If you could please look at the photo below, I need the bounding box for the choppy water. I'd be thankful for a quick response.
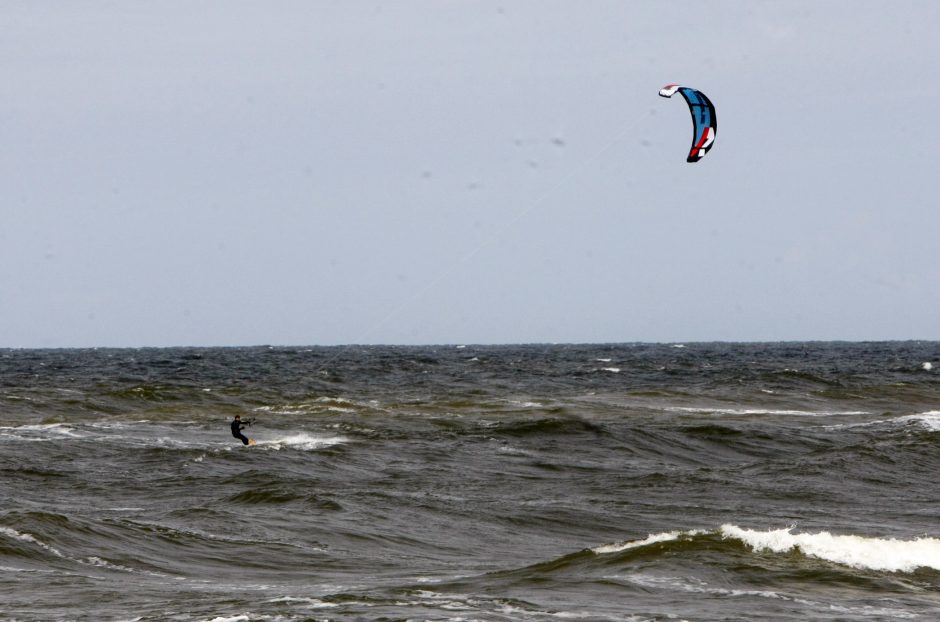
[2,342,940,621]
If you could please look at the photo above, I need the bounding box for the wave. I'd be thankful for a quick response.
[0,422,83,442]
[826,411,940,433]
[224,484,342,510]
[592,530,704,554]
[0,524,163,576]
[757,368,843,388]
[720,525,940,573]
[226,488,308,505]
[0,525,67,559]
[616,572,917,619]
[896,411,940,432]
[254,396,385,416]
[665,406,870,417]
[591,526,940,574]
[0,420,347,453]
[253,433,347,451]
[487,416,606,438]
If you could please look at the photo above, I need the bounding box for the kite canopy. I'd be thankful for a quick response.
[659,84,717,162]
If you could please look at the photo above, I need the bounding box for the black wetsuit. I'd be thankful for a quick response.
[231,419,250,445]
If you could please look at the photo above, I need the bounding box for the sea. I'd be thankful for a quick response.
[2,342,939,622]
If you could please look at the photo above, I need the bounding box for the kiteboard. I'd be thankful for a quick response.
[248,438,257,446]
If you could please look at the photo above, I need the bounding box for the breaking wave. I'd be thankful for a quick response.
[589,526,940,574]
[720,524,940,572]
[253,433,347,451]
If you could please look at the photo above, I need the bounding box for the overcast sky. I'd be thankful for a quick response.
[2,1,938,347]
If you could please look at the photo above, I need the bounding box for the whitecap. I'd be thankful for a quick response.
[507,400,544,408]
[666,406,868,417]
[895,411,940,431]
[833,411,940,432]
[254,433,347,451]
[255,396,382,416]
[82,556,138,573]
[0,423,82,441]
[721,524,940,572]
[0,565,29,572]
[0,526,66,558]
[592,530,702,554]
[268,596,337,608]
[497,444,534,456]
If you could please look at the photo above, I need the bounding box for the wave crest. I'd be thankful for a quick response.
[721,524,940,572]
[590,526,940,574]
[254,433,347,451]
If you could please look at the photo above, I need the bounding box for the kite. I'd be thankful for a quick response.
[659,84,717,162]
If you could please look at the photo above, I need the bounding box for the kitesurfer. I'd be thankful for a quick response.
[230,415,252,445]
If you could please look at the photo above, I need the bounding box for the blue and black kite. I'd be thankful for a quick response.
[659,84,717,162]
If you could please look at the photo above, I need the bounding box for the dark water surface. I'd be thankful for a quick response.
[2,342,940,621]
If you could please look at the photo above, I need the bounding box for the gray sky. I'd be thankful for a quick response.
[3,1,938,347]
